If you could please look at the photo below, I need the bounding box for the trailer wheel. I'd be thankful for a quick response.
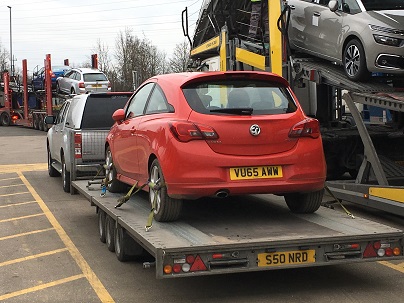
[61,156,71,193]
[284,189,324,214]
[0,113,11,126]
[149,159,182,222]
[98,209,106,243]
[47,147,60,177]
[105,147,126,193]
[105,215,115,252]
[33,114,39,130]
[38,115,44,131]
[114,224,144,261]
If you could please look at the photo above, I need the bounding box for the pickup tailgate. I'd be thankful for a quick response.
[80,130,110,162]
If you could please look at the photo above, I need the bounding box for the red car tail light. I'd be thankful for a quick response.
[169,121,218,142]
[74,133,82,159]
[289,118,320,139]
[79,82,85,88]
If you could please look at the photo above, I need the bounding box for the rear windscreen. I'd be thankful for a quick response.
[81,94,130,129]
[83,73,108,82]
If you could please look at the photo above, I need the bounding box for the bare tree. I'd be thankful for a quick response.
[169,40,190,73]
[0,41,9,72]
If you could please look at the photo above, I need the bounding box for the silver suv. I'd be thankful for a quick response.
[45,92,132,193]
[56,68,111,94]
[288,0,404,81]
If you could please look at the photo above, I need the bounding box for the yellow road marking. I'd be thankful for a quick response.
[0,200,36,208]
[0,274,85,301]
[0,248,68,267]
[0,163,47,173]
[18,172,115,303]
[379,261,404,273]
[0,228,55,241]
[0,191,30,197]
[0,183,25,189]
[0,213,44,223]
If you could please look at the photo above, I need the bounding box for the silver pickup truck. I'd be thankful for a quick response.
[45,92,132,193]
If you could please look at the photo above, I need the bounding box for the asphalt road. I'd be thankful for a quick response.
[0,126,404,303]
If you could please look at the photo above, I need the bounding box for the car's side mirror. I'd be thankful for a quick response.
[44,115,56,125]
[112,109,125,124]
[328,0,338,12]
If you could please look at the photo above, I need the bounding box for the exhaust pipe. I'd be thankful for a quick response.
[215,190,229,198]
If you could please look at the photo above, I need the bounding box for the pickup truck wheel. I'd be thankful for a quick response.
[0,113,11,126]
[62,157,71,193]
[47,148,60,177]
[149,159,182,222]
[284,189,324,214]
[105,147,126,193]
[98,209,106,243]
[343,39,369,81]
[105,215,115,252]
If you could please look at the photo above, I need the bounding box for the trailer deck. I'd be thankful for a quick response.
[73,180,404,279]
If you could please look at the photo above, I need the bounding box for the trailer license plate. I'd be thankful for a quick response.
[257,250,315,267]
[230,166,282,180]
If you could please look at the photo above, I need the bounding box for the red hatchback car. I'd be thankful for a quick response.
[105,71,326,222]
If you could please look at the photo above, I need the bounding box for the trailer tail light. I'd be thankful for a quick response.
[169,121,218,142]
[79,82,85,89]
[363,241,402,258]
[163,254,207,275]
[289,118,320,139]
[74,133,82,159]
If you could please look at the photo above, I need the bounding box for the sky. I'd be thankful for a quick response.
[0,0,204,74]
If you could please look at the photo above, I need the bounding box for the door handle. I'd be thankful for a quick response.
[313,12,321,17]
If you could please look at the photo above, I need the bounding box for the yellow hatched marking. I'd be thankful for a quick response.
[18,172,115,303]
[0,213,44,223]
[0,191,30,197]
[0,274,85,301]
[370,187,404,203]
[0,200,36,208]
[0,183,25,189]
[0,248,68,267]
[0,163,47,173]
[0,227,55,241]
[378,261,404,273]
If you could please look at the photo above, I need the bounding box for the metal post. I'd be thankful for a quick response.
[7,6,13,77]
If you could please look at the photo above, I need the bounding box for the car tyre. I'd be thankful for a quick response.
[343,39,369,82]
[56,82,62,94]
[149,159,182,222]
[105,147,126,193]
[105,215,115,252]
[47,147,60,177]
[98,209,106,243]
[61,156,71,193]
[0,113,11,126]
[284,189,324,214]
[71,88,76,95]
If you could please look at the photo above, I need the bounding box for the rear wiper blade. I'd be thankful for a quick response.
[210,107,253,115]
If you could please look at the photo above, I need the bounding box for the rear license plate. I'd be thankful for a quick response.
[229,166,283,180]
[257,250,316,267]
[92,84,102,88]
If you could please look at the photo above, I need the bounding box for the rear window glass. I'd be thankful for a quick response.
[83,73,108,82]
[81,94,130,129]
[182,80,297,115]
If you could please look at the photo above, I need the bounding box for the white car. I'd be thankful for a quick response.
[56,68,111,94]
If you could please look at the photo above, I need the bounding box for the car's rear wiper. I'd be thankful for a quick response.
[210,108,253,115]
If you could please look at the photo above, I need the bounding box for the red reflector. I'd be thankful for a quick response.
[190,255,207,272]
[79,82,85,88]
[350,243,360,249]
[364,243,378,258]
[186,255,195,264]
[373,241,381,250]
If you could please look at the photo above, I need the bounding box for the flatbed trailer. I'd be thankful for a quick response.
[73,180,404,279]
